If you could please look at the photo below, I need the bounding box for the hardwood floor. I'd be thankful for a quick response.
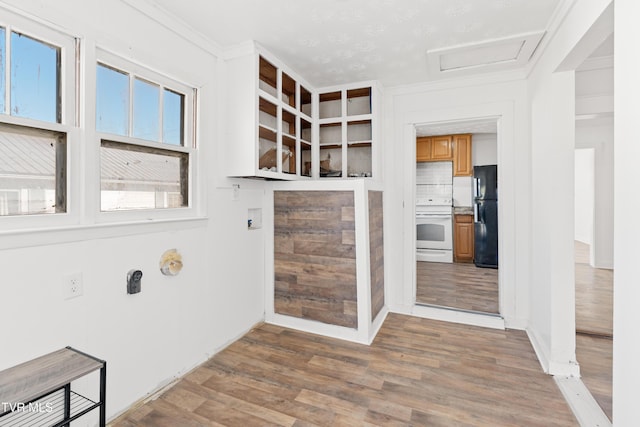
[576,334,612,421]
[416,261,499,314]
[111,314,577,427]
[573,241,613,421]
[574,241,613,337]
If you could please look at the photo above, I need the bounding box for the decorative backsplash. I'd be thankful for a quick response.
[416,161,453,198]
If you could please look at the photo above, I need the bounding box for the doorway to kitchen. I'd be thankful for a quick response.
[414,118,500,316]
[573,32,614,420]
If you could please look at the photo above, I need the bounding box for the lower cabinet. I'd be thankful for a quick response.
[454,214,474,263]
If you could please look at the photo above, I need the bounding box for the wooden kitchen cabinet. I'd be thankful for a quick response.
[431,135,453,160]
[416,137,432,161]
[416,135,454,162]
[453,134,473,176]
[416,133,473,177]
[454,214,474,263]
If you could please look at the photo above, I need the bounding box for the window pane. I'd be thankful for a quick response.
[101,141,187,211]
[10,32,60,123]
[163,88,183,145]
[0,122,66,215]
[96,64,129,136]
[133,78,159,141]
[0,28,5,114]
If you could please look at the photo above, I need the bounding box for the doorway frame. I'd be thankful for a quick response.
[400,101,519,330]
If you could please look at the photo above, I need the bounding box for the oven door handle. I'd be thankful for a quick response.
[416,214,452,219]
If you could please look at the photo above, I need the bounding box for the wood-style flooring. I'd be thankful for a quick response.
[573,241,613,421]
[576,334,612,420]
[416,261,499,314]
[111,314,577,427]
[574,241,613,337]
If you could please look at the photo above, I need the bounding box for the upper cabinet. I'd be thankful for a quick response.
[226,46,315,180]
[416,137,432,161]
[416,133,473,177]
[430,135,453,160]
[318,84,379,178]
[452,134,472,176]
[226,43,380,180]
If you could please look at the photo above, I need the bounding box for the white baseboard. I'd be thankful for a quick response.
[410,304,506,330]
[554,376,611,426]
[526,328,580,376]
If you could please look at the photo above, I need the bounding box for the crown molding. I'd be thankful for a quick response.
[119,0,222,58]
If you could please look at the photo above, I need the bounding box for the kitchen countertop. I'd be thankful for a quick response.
[453,206,474,215]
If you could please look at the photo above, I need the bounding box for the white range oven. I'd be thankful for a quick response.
[416,197,453,263]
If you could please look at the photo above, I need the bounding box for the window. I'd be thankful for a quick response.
[0,123,66,215]
[100,141,187,211]
[0,18,74,218]
[95,53,194,212]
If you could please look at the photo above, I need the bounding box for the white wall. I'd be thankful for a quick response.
[526,0,612,375]
[575,67,614,116]
[385,76,530,329]
[574,148,594,245]
[0,0,266,421]
[575,123,614,268]
[613,1,640,424]
[472,133,498,166]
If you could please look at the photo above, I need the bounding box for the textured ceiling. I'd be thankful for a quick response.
[146,0,562,87]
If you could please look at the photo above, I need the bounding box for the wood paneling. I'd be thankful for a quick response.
[274,191,357,328]
[112,314,578,427]
[416,261,499,314]
[368,191,384,320]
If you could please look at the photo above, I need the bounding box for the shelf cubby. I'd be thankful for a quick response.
[319,91,342,119]
[346,87,372,116]
[259,56,277,98]
[301,85,312,117]
[282,72,297,109]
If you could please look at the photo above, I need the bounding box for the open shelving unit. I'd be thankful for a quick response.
[318,86,375,178]
[255,54,315,179]
[225,43,379,180]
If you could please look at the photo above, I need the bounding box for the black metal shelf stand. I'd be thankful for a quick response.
[0,347,106,427]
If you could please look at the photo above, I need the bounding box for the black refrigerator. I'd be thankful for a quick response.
[473,165,498,268]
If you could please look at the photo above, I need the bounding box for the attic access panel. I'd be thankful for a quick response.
[426,31,545,78]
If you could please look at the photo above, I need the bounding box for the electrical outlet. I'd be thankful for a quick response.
[63,272,83,300]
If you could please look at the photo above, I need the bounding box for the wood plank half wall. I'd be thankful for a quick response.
[368,190,384,321]
[274,191,357,328]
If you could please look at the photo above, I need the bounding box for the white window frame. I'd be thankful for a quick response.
[93,48,198,222]
[0,7,78,231]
